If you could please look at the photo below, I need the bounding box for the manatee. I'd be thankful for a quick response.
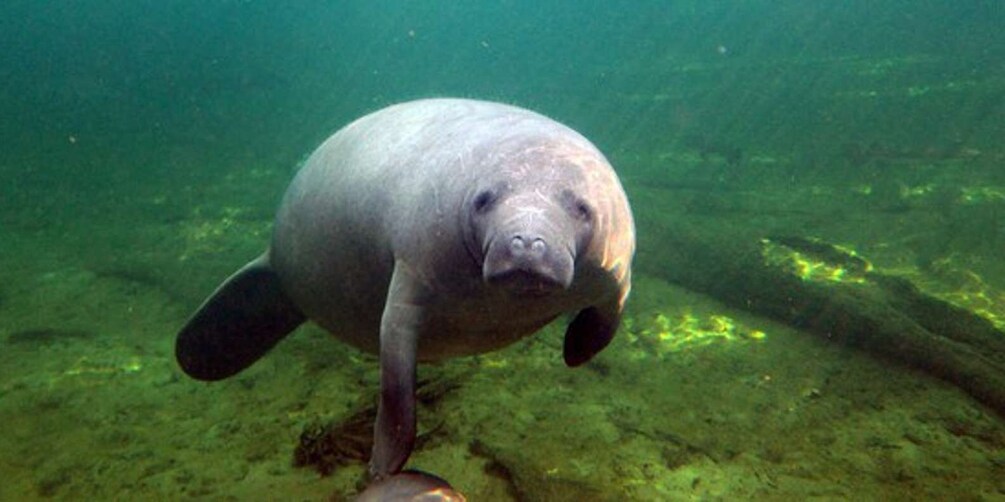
[175,98,635,479]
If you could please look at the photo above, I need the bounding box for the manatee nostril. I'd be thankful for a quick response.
[530,238,546,254]
[508,236,548,257]
[510,236,526,253]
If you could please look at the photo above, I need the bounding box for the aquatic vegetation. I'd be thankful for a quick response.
[176,206,269,262]
[761,235,871,284]
[625,311,766,358]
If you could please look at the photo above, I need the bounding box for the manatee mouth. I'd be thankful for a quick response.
[485,268,567,297]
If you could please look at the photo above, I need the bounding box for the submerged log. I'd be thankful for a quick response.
[638,218,1005,417]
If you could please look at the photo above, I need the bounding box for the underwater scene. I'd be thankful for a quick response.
[1,1,1003,500]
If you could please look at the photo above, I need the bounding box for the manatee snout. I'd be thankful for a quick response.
[474,188,584,295]
[483,230,574,294]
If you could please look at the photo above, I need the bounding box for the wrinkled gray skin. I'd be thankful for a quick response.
[175,98,635,482]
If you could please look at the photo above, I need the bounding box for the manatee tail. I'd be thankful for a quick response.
[175,254,305,381]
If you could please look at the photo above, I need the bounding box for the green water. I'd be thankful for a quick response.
[1,1,1003,500]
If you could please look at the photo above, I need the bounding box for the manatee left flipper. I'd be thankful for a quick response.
[175,254,305,381]
[563,298,622,367]
[369,260,426,479]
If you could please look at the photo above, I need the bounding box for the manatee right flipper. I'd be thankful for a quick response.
[175,254,305,381]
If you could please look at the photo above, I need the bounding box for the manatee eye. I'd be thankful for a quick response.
[472,189,498,214]
[561,189,593,222]
[573,200,593,222]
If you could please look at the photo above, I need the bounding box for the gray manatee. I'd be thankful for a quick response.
[175,98,635,479]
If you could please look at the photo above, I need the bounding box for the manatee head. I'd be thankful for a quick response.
[463,139,597,296]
